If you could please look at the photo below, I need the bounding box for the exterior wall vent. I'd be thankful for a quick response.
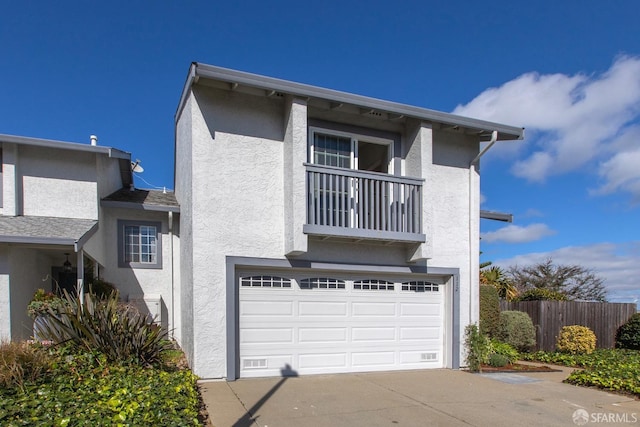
[421,352,438,361]
[243,359,267,369]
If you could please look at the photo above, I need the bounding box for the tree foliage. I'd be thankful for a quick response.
[479,285,500,337]
[480,266,518,301]
[508,258,606,302]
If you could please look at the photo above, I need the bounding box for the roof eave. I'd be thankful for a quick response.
[0,134,132,159]
[176,63,524,141]
[101,200,180,213]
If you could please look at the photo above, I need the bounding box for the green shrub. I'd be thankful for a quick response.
[0,341,51,391]
[490,340,519,364]
[36,290,172,366]
[488,353,509,367]
[615,313,640,350]
[479,285,500,337]
[0,347,200,426]
[497,311,536,352]
[513,288,567,301]
[556,325,596,354]
[464,324,492,372]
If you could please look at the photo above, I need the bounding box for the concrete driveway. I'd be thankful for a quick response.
[200,367,640,427]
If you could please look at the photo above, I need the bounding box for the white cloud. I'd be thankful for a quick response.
[493,242,640,304]
[453,56,640,201]
[481,223,555,244]
[522,208,544,218]
[480,193,487,205]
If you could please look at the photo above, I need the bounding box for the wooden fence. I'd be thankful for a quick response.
[500,300,637,351]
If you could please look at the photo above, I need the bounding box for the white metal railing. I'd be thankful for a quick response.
[305,164,423,238]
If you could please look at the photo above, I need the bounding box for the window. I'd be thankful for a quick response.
[240,276,292,288]
[309,127,394,174]
[118,220,162,269]
[401,281,439,292]
[299,278,345,289]
[353,279,394,291]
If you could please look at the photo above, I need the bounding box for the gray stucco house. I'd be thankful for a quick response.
[0,63,523,381]
[174,64,523,379]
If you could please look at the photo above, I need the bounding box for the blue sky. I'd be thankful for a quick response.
[1,1,638,304]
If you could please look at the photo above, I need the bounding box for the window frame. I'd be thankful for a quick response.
[308,126,394,174]
[117,220,162,269]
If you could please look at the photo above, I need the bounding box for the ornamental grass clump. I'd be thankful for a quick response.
[0,340,51,392]
[36,289,172,367]
[556,325,596,354]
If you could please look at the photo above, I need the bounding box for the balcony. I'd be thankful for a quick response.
[304,164,425,243]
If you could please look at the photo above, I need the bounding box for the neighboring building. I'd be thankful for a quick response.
[174,63,523,379]
[0,64,524,381]
[0,134,180,343]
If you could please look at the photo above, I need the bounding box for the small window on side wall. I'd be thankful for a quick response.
[118,220,162,269]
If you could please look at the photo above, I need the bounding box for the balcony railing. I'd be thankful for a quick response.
[304,164,425,242]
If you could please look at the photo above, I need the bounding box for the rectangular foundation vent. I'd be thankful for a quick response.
[243,358,267,369]
[421,352,438,361]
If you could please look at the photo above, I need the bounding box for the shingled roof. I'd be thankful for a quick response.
[101,188,179,212]
[0,216,98,251]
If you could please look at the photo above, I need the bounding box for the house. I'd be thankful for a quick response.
[174,63,523,379]
[0,134,180,343]
[0,64,523,381]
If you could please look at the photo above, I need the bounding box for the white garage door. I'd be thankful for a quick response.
[238,271,445,378]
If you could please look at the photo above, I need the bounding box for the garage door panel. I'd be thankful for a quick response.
[240,300,293,316]
[400,303,441,316]
[299,327,348,343]
[352,302,396,316]
[351,327,396,342]
[299,353,347,369]
[351,351,395,367]
[241,328,294,344]
[299,301,347,316]
[399,326,441,340]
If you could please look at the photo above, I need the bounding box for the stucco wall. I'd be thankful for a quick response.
[100,207,178,332]
[0,246,10,340]
[181,86,482,378]
[175,93,195,360]
[9,248,52,340]
[19,146,98,219]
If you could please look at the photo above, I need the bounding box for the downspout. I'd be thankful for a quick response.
[168,211,175,339]
[469,130,498,324]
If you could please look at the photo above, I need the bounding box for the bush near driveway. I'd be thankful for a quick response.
[556,325,596,354]
[522,349,640,397]
[497,311,536,352]
[0,345,201,426]
[616,313,640,350]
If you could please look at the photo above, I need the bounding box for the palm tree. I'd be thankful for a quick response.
[480,266,518,301]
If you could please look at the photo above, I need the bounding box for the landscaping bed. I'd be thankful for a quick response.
[477,362,561,373]
[0,342,204,426]
[522,349,640,398]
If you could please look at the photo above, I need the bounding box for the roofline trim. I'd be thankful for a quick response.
[480,210,514,223]
[100,200,180,213]
[75,222,99,252]
[0,134,131,159]
[175,62,524,140]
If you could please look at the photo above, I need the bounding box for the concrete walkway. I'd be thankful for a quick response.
[199,366,640,427]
